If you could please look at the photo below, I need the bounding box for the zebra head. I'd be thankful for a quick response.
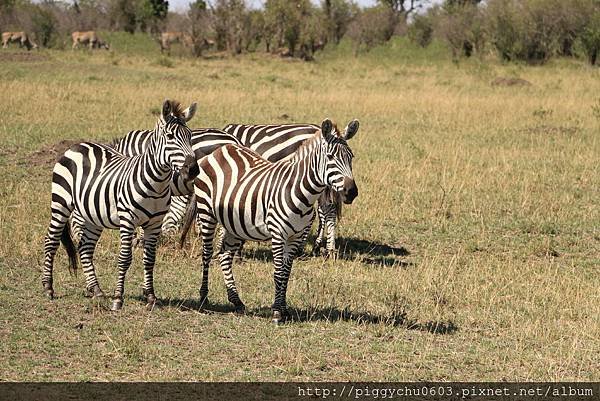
[320,118,359,205]
[155,99,198,181]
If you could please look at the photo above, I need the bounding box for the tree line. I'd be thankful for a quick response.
[1,0,599,65]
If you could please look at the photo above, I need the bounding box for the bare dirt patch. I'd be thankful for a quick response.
[26,139,85,168]
[491,77,532,87]
[0,51,48,63]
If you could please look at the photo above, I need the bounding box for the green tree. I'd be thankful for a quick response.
[322,0,355,44]
[188,0,211,56]
[138,0,169,34]
[580,10,600,65]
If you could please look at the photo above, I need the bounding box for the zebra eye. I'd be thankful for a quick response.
[326,153,334,160]
[166,133,175,140]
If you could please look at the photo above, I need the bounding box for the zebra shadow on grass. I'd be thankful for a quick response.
[156,298,457,335]
[241,236,412,268]
[334,236,411,267]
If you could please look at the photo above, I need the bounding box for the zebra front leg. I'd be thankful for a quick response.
[111,224,135,311]
[218,232,245,313]
[271,236,295,324]
[79,225,105,298]
[141,226,161,310]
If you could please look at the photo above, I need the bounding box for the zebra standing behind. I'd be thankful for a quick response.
[42,100,198,311]
[181,119,359,323]
[70,128,242,240]
[222,123,351,257]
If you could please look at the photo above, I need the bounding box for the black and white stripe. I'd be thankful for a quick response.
[222,123,349,256]
[70,128,242,238]
[42,100,198,311]
[181,119,359,323]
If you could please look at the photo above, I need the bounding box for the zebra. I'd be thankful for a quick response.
[70,128,242,240]
[180,118,359,323]
[82,123,351,257]
[42,100,198,311]
[222,123,350,257]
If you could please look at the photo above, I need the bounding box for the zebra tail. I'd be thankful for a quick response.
[60,222,79,275]
[179,195,198,249]
[327,188,343,221]
[333,190,343,221]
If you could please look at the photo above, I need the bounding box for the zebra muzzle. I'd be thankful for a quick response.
[341,177,358,204]
[181,155,199,182]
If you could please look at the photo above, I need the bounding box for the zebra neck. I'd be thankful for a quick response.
[288,138,328,206]
[140,135,173,191]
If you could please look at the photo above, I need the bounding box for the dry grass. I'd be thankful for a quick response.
[0,43,599,381]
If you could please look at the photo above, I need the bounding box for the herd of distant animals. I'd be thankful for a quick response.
[1,30,215,54]
[43,100,360,324]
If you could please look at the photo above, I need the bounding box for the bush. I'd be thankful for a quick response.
[346,6,396,53]
[30,4,58,47]
[408,13,434,48]
[486,0,599,64]
[580,11,600,65]
[436,3,485,59]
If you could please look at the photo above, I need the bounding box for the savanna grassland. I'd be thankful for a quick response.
[0,35,599,381]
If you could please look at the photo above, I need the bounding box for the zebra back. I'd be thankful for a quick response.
[222,123,319,162]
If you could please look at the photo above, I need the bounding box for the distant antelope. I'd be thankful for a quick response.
[160,32,192,54]
[71,31,109,50]
[2,32,37,50]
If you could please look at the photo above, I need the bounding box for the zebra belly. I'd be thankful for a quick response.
[217,202,271,242]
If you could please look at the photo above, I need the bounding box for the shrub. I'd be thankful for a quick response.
[346,6,396,53]
[30,4,58,47]
[408,13,434,48]
[580,11,600,65]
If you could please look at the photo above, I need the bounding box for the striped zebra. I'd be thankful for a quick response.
[70,128,242,240]
[181,118,359,323]
[82,123,349,257]
[222,123,348,257]
[42,100,198,311]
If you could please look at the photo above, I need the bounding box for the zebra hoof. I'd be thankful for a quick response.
[325,249,338,260]
[271,310,287,325]
[93,287,105,298]
[233,302,246,315]
[111,298,123,311]
[146,294,157,311]
[85,286,105,298]
[43,283,54,300]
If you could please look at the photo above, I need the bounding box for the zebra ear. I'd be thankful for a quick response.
[321,118,334,140]
[183,103,197,122]
[344,119,359,140]
[161,99,172,121]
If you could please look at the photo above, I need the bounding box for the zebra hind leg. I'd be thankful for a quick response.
[323,204,338,259]
[79,225,105,298]
[215,226,244,260]
[312,205,326,257]
[198,214,218,306]
[218,232,245,313]
[43,204,76,299]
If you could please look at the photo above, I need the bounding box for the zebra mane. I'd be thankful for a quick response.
[167,100,185,119]
[108,136,123,149]
[290,123,344,161]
